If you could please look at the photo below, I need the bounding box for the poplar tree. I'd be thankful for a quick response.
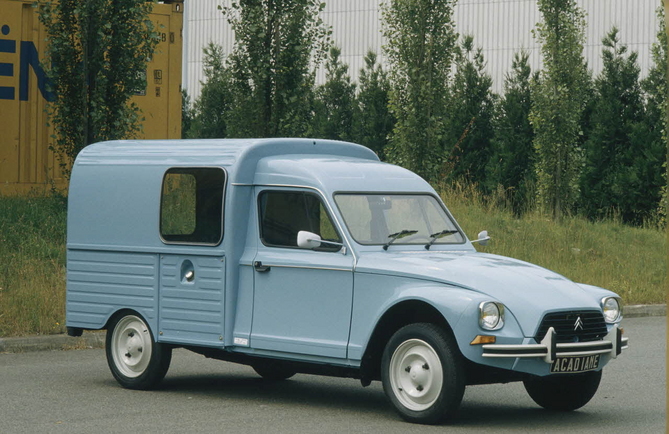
[220,0,330,138]
[181,89,194,139]
[530,0,590,221]
[188,44,233,139]
[580,27,648,223]
[489,51,536,216]
[642,4,668,225]
[381,0,458,183]
[355,51,394,158]
[312,46,357,141]
[445,35,496,189]
[37,0,158,176]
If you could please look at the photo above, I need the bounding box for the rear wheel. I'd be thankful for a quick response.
[106,313,172,390]
[381,323,465,425]
[523,370,602,411]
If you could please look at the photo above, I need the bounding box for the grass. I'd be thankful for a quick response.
[441,183,667,306]
[0,189,665,337]
[0,195,67,337]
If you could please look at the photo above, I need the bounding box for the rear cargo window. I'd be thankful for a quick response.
[160,167,226,245]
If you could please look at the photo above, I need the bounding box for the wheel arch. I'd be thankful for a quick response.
[104,308,155,336]
[359,299,458,384]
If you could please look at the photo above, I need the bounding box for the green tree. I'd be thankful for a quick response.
[181,89,194,139]
[381,0,458,182]
[312,46,357,141]
[530,0,590,221]
[489,51,536,216]
[188,44,233,139]
[37,0,158,176]
[445,35,496,189]
[220,0,330,138]
[580,27,651,223]
[355,51,395,157]
[641,4,668,225]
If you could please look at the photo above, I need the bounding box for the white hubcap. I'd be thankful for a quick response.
[389,339,443,411]
[111,316,152,378]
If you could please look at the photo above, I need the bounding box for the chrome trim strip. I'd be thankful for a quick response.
[555,341,612,349]
[482,353,547,358]
[243,263,352,272]
[556,349,613,357]
[482,344,545,351]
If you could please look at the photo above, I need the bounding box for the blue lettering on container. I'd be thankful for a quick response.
[0,25,55,102]
[19,41,55,102]
[0,32,16,100]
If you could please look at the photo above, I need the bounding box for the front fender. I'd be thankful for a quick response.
[348,273,523,367]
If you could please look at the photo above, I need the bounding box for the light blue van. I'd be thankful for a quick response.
[66,138,627,424]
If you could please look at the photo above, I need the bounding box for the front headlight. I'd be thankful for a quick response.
[479,301,505,330]
[601,296,622,323]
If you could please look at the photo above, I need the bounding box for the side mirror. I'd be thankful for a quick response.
[297,230,322,249]
[297,230,347,253]
[471,230,490,246]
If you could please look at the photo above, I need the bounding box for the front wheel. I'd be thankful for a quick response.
[381,323,465,425]
[523,370,602,411]
[106,313,172,390]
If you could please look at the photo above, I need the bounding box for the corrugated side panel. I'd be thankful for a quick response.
[66,250,158,329]
[159,255,225,346]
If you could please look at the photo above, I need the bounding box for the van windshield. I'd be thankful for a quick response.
[334,194,465,246]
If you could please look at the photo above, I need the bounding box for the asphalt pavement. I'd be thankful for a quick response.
[0,316,665,434]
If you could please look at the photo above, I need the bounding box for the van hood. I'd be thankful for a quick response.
[355,251,603,336]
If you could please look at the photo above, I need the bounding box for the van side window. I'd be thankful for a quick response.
[259,190,341,251]
[160,168,225,245]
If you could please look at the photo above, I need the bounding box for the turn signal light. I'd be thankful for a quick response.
[470,335,496,345]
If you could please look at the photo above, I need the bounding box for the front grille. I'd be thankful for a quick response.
[534,310,608,343]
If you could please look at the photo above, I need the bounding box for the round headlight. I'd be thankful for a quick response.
[479,302,505,330]
[602,297,622,323]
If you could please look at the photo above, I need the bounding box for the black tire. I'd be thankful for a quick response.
[105,313,172,390]
[381,323,465,425]
[523,370,602,411]
[252,362,297,381]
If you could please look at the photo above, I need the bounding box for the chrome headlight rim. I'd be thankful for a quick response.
[478,301,505,331]
[601,296,623,323]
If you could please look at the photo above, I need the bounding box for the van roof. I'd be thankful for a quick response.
[254,155,430,193]
[75,138,380,184]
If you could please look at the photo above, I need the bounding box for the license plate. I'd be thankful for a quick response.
[550,355,600,373]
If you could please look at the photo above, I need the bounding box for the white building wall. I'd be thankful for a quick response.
[183,0,661,98]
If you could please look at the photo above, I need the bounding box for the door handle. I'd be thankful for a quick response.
[253,261,271,272]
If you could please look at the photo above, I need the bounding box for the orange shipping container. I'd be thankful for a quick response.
[0,0,183,195]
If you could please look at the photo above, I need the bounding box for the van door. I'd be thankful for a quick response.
[250,188,354,359]
[157,167,227,347]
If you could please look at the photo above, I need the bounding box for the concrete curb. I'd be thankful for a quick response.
[623,304,666,318]
[0,305,665,354]
[0,331,105,354]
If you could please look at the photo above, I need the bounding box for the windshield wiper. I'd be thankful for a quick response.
[424,229,459,250]
[383,229,418,250]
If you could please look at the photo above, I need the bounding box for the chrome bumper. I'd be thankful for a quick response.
[482,324,629,363]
